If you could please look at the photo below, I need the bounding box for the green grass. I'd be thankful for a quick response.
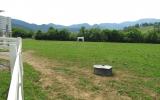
[0,59,10,100]
[0,68,10,100]
[24,63,47,100]
[0,49,8,52]
[23,39,160,77]
[23,39,160,99]
[0,63,47,100]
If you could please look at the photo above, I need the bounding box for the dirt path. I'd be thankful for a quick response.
[0,52,9,60]
[23,51,93,99]
[0,52,10,70]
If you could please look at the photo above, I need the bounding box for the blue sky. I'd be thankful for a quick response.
[0,0,160,25]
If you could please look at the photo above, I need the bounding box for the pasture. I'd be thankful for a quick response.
[0,59,10,100]
[23,39,160,100]
[0,60,47,100]
[1,39,160,100]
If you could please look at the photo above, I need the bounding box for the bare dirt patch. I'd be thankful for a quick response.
[23,51,93,99]
[23,51,58,88]
[0,52,9,60]
[0,52,10,70]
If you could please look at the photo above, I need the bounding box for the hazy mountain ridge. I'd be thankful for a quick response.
[12,18,160,32]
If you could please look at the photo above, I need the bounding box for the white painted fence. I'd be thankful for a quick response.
[0,37,23,100]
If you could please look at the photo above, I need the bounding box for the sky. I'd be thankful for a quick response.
[0,0,160,25]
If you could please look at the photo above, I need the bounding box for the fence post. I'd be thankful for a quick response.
[9,44,17,74]
[16,37,20,50]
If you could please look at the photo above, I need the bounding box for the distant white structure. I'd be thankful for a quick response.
[77,37,84,42]
[0,16,12,37]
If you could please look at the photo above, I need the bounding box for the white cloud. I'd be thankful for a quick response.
[0,0,160,25]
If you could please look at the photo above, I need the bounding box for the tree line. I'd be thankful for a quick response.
[12,22,160,43]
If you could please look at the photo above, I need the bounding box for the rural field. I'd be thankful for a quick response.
[1,39,160,100]
[0,59,10,100]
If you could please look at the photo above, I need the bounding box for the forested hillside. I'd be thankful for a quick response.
[12,21,160,43]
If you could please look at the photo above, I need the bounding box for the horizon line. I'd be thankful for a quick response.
[10,17,160,26]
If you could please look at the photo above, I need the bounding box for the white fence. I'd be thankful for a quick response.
[0,37,24,100]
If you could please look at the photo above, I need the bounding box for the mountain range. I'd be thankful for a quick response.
[12,18,160,32]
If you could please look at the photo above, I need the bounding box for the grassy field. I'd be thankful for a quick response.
[0,59,10,100]
[22,39,160,99]
[1,39,160,100]
[0,62,47,100]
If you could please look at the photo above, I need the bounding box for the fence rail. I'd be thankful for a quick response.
[0,37,23,100]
